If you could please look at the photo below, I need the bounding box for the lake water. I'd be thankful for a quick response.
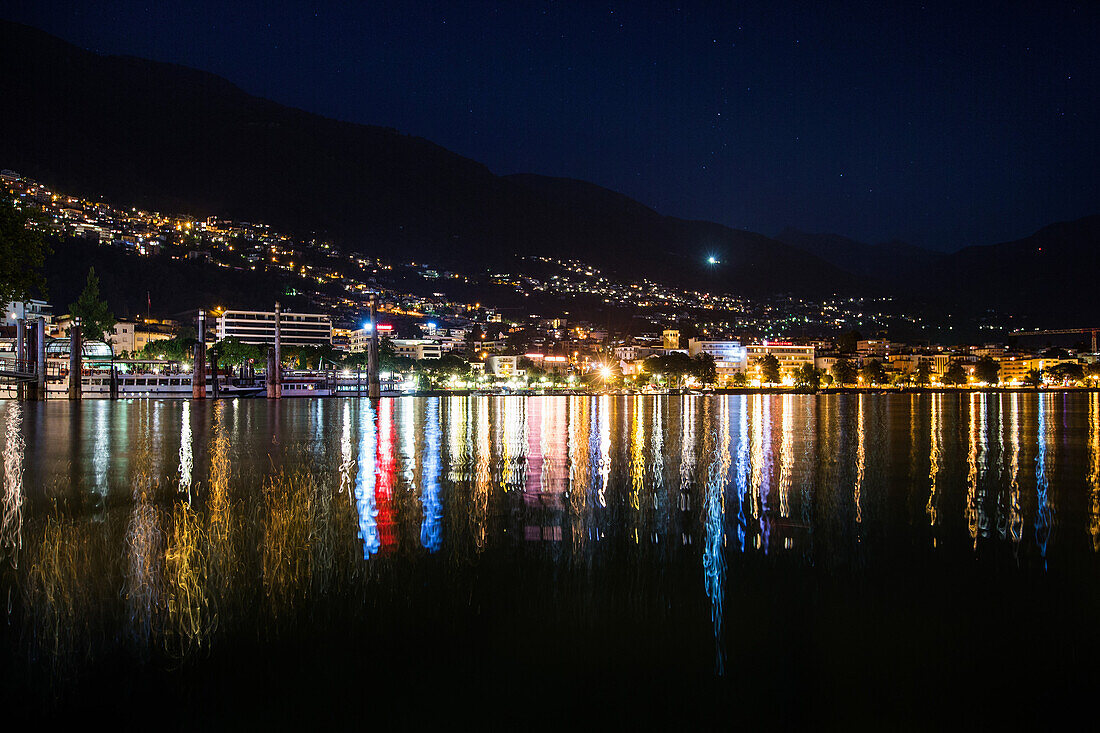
[2,393,1099,727]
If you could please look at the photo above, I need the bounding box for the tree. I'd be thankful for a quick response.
[69,267,117,349]
[756,354,781,385]
[644,352,696,387]
[211,336,265,368]
[831,358,857,386]
[1087,362,1100,381]
[141,332,197,362]
[793,363,821,390]
[974,356,1001,385]
[0,194,49,306]
[943,360,968,386]
[861,359,887,385]
[1047,362,1084,385]
[1024,369,1043,388]
[692,353,717,385]
[915,360,932,386]
[730,371,748,387]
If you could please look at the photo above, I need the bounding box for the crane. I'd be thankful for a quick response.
[1011,328,1099,353]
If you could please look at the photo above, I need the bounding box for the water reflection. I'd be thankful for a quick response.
[4,393,1100,687]
[2,401,24,566]
[1090,393,1100,551]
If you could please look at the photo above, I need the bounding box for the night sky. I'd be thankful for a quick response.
[4,0,1097,250]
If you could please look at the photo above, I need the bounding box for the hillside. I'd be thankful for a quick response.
[926,215,1100,321]
[0,19,858,299]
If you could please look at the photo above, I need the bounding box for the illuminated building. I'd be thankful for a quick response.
[110,319,176,354]
[349,323,393,352]
[746,342,816,378]
[857,339,890,358]
[389,339,442,360]
[487,354,520,376]
[687,338,748,383]
[216,309,332,347]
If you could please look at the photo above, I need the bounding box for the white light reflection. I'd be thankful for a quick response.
[703,396,731,675]
[420,399,442,552]
[1035,394,1053,566]
[179,400,192,499]
[354,400,379,558]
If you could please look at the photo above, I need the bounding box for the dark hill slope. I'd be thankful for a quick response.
[925,215,1100,322]
[0,20,857,298]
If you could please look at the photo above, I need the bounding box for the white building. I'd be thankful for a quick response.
[2,299,52,328]
[349,323,393,353]
[217,309,332,347]
[390,339,442,360]
[687,339,748,368]
[687,338,749,383]
[487,355,520,377]
[110,320,175,355]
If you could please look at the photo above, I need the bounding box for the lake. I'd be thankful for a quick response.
[2,393,1099,727]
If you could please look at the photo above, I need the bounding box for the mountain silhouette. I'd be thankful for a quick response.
[2,19,1096,321]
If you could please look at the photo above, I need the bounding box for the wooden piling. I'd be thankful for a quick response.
[192,309,206,399]
[15,317,24,400]
[368,296,380,399]
[35,317,45,401]
[68,323,81,400]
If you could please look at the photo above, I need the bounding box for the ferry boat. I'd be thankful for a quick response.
[82,373,266,398]
[1,371,405,399]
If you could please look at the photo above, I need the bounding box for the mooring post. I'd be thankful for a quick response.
[36,317,46,401]
[266,347,276,398]
[192,309,206,399]
[210,344,220,399]
[368,295,380,399]
[68,321,82,400]
[15,317,25,400]
[272,302,282,399]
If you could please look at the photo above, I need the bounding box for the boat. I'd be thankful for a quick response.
[82,373,265,398]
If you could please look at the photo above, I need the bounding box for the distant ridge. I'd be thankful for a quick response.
[775,229,944,285]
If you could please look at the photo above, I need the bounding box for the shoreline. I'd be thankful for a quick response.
[3,385,1097,401]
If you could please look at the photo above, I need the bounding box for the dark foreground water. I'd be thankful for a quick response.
[1,393,1099,728]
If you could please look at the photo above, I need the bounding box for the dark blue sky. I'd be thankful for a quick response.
[5,1,1098,250]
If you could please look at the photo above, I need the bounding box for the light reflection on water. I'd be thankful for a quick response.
[2,393,1100,700]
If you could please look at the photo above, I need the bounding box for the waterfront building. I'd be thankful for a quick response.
[217,309,332,347]
[662,329,680,350]
[887,353,935,375]
[687,338,748,384]
[746,342,816,379]
[487,354,520,377]
[349,323,393,353]
[999,356,1079,384]
[110,318,176,355]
